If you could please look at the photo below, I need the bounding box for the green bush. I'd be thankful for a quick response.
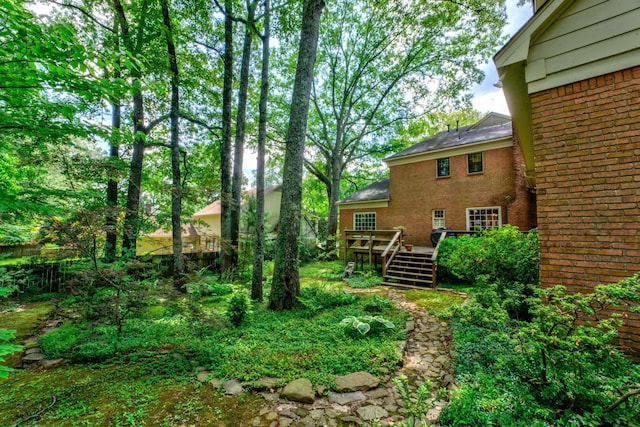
[437,226,539,319]
[0,286,22,378]
[441,274,640,426]
[185,281,233,298]
[227,292,249,327]
[340,315,395,336]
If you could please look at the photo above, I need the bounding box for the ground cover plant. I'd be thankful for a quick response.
[438,233,640,427]
[0,260,407,426]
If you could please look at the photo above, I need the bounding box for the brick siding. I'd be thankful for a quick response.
[530,65,640,354]
[340,140,536,247]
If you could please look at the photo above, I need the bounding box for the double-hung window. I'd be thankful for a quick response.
[436,158,450,178]
[432,209,445,229]
[467,152,483,174]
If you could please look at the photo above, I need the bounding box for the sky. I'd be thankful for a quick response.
[471,0,533,114]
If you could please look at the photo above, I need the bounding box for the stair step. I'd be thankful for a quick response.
[380,281,434,290]
[391,259,432,266]
[387,264,432,272]
[395,253,431,260]
[383,275,433,285]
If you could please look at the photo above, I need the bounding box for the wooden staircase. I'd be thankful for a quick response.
[382,251,434,288]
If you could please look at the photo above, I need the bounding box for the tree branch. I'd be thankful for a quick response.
[49,0,113,33]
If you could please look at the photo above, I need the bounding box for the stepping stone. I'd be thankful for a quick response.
[282,378,315,404]
[223,379,244,396]
[196,371,211,383]
[335,372,380,392]
[357,405,388,421]
[328,391,366,405]
[22,352,45,363]
[41,358,64,369]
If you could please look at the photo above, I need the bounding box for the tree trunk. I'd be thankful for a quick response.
[231,2,256,273]
[269,0,324,311]
[161,0,184,287]
[325,154,342,255]
[251,0,270,302]
[105,101,120,262]
[220,0,234,276]
[122,88,145,255]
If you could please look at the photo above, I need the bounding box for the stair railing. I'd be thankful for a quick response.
[381,230,403,276]
[430,230,448,288]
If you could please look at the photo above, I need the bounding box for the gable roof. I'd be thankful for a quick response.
[384,113,512,164]
[191,185,282,218]
[337,178,389,205]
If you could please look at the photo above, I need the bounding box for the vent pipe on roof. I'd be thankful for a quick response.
[447,124,450,132]
[456,120,459,132]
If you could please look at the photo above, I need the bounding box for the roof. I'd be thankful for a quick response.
[337,178,389,204]
[191,185,282,218]
[148,223,199,237]
[384,113,512,163]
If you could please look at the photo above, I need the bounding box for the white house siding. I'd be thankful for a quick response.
[526,0,640,92]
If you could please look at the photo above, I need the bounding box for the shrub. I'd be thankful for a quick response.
[441,274,640,426]
[0,286,22,378]
[185,281,233,298]
[227,292,249,327]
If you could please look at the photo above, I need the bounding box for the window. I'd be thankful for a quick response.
[354,212,376,231]
[467,152,483,174]
[432,209,445,229]
[436,158,450,177]
[466,207,501,230]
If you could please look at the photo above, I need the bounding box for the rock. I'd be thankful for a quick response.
[264,411,278,421]
[366,388,390,399]
[25,347,42,355]
[41,358,64,369]
[316,385,326,396]
[223,379,244,396]
[335,372,380,392]
[260,392,279,402]
[292,408,309,418]
[405,319,415,332]
[278,409,298,419]
[22,352,45,363]
[340,415,361,424]
[279,418,293,427]
[357,405,388,421]
[328,391,366,405]
[195,366,207,372]
[282,378,315,404]
[196,371,211,383]
[209,378,222,388]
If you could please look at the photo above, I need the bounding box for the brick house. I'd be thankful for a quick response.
[338,113,537,247]
[494,0,640,353]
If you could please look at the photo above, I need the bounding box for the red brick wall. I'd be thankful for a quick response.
[340,143,537,247]
[530,65,640,353]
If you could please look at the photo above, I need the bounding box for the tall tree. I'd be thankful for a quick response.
[269,0,324,311]
[219,0,234,275]
[160,0,184,284]
[304,0,507,252]
[230,0,258,272]
[251,0,270,301]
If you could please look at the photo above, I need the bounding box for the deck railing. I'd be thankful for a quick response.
[343,229,401,271]
[381,230,403,276]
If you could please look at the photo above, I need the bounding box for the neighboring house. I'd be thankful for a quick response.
[137,185,283,255]
[191,184,283,240]
[136,223,200,256]
[494,0,640,353]
[338,113,537,247]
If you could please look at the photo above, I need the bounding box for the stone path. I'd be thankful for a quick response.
[243,288,455,426]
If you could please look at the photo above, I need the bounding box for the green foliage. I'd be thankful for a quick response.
[437,226,539,318]
[0,286,23,378]
[227,292,249,327]
[405,289,467,318]
[363,295,393,313]
[392,375,434,427]
[298,286,357,312]
[340,315,395,336]
[345,270,383,289]
[441,274,640,426]
[185,281,233,298]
